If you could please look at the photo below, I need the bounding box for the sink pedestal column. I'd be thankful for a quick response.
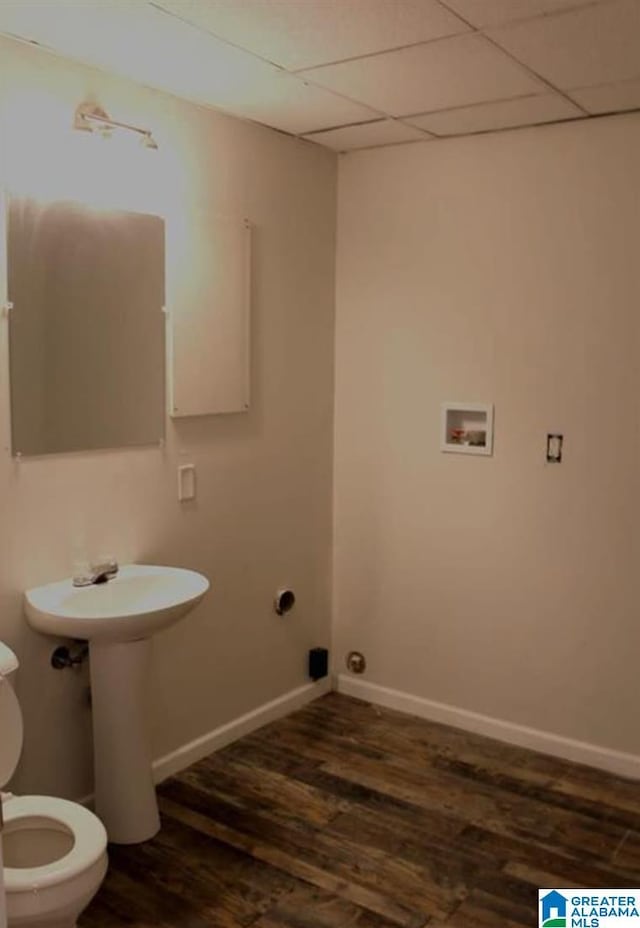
[89,639,160,844]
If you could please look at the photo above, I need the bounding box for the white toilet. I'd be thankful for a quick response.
[0,642,108,927]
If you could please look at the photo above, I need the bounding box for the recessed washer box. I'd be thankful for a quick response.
[441,402,494,456]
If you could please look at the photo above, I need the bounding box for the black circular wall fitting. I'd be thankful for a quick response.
[274,589,296,615]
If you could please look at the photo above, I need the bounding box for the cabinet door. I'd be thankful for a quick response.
[168,211,250,417]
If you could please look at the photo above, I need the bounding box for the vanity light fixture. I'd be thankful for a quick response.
[73,101,159,149]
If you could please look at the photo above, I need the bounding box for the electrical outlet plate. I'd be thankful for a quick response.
[546,434,563,463]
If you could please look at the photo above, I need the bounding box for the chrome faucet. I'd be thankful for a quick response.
[72,558,119,587]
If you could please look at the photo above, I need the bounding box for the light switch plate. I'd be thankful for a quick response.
[178,464,196,501]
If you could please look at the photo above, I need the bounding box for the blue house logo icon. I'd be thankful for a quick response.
[541,890,567,927]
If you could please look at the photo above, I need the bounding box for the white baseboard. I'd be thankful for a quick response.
[336,674,640,780]
[152,678,332,784]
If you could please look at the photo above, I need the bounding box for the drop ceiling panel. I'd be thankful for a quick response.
[0,2,280,106]
[487,0,640,89]
[443,0,598,28]
[212,75,381,135]
[300,34,545,117]
[0,2,150,68]
[304,119,430,151]
[406,92,582,135]
[154,0,470,71]
[569,78,640,113]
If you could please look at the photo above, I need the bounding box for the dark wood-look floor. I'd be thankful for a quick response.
[80,692,640,927]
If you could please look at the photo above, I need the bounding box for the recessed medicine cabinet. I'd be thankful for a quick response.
[3,192,253,456]
[441,402,494,456]
[5,194,166,456]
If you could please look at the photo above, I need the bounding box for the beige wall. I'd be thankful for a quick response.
[0,36,336,799]
[334,114,640,755]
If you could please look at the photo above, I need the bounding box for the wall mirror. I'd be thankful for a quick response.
[6,195,165,456]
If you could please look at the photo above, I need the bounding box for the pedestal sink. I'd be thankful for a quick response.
[24,565,209,844]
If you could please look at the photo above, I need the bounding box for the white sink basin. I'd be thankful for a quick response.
[24,564,209,643]
[24,563,210,844]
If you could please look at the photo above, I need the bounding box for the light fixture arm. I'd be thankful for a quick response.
[74,102,158,149]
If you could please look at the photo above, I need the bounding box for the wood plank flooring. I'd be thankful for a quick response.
[80,692,640,927]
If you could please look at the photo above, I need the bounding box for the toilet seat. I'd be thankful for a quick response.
[0,677,23,787]
[2,795,108,893]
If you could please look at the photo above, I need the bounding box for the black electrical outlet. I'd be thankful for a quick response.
[308,647,329,681]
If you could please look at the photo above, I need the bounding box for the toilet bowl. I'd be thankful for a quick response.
[0,643,108,928]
